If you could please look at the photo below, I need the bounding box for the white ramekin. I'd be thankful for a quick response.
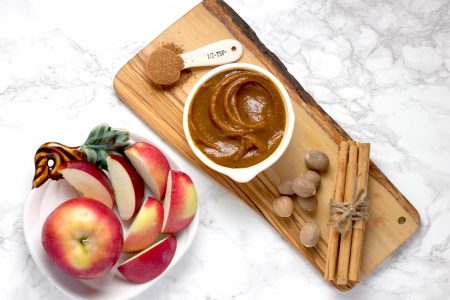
[183,63,295,183]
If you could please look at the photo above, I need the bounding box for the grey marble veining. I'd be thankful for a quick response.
[0,0,449,299]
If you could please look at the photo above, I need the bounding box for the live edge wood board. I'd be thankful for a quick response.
[114,0,420,291]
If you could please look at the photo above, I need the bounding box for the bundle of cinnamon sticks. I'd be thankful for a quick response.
[324,141,370,285]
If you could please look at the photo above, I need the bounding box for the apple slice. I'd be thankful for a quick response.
[161,171,198,233]
[122,197,163,253]
[107,154,144,221]
[118,235,177,283]
[59,161,114,208]
[125,142,170,200]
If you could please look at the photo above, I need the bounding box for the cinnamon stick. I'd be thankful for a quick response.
[336,142,358,285]
[324,141,349,281]
[348,143,371,282]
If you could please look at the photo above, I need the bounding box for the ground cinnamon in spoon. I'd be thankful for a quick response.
[146,47,184,86]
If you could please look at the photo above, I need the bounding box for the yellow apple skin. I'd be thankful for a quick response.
[161,171,198,233]
[122,197,163,253]
[41,198,123,279]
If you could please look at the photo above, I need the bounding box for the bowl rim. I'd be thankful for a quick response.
[183,62,295,183]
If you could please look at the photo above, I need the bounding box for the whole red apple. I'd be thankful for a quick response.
[41,198,123,279]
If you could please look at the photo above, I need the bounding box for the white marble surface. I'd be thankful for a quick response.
[1,0,449,299]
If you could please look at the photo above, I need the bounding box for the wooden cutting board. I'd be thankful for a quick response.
[114,0,420,290]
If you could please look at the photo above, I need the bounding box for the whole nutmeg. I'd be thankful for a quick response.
[272,196,294,217]
[292,177,316,198]
[303,170,321,188]
[277,178,294,195]
[305,150,329,172]
[299,222,320,247]
[296,195,317,212]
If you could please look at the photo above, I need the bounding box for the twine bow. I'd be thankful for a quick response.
[329,184,369,233]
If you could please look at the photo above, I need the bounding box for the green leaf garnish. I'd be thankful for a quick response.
[80,124,130,169]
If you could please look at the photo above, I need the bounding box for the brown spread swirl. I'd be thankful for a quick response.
[188,69,286,168]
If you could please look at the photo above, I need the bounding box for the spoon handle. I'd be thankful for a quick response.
[181,39,243,69]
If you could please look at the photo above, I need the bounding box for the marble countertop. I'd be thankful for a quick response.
[1,0,449,299]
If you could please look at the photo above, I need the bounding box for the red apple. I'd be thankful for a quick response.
[122,197,164,253]
[161,171,198,233]
[41,198,123,279]
[58,161,114,208]
[118,235,176,283]
[107,154,144,221]
[124,142,170,200]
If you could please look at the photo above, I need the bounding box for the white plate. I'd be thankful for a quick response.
[23,133,199,300]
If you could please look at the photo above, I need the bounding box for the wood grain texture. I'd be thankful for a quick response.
[113,0,420,290]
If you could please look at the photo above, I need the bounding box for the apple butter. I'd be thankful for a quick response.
[188,69,286,168]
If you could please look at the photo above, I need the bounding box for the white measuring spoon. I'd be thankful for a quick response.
[181,39,243,68]
[147,39,243,85]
